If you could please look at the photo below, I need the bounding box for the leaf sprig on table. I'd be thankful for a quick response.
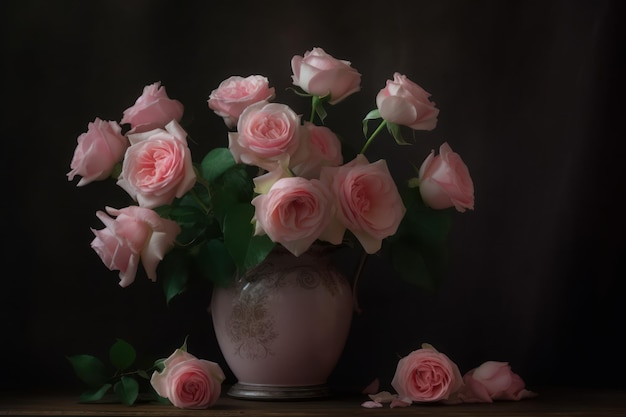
[66,338,173,406]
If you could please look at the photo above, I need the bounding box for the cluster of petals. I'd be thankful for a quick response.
[151,349,225,409]
[121,81,184,134]
[117,120,196,209]
[291,46,362,104]
[362,344,536,408]
[66,118,128,186]
[418,142,474,212]
[376,72,439,131]
[90,206,181,287]
[208,75,275,129]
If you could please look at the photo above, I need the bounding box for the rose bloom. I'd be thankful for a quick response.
[228,101,304,171]
[251,176,339,256]
[208,75,275,129]
[391,343,464,403]
[418,142,474,212]
[121,81,184,133]
[151,349,225,409]
[320,154,406,254]
[290,122,343,179]
[376,72,439,131]
[117,120,196,209]
[458,361,537,403]
[291,47,362,104]
[90,206,181,287]
[67,118,128,186]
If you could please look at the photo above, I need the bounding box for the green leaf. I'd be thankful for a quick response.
[387,122,409,145]
[200,147,236,182]
[179,335,189,352]
[287,86,312,98]
[158,248,190,304]
[137,370,150,380]
[67,355,108,387]
[243,234,275,270]
[386,186,453,290]
[195,239,236,287]
[223,203,255,269]
[78,383,112,403]
[362,109,381,137]
[109,339,136,371]
[114,376,139,406]
[312,94,329,124]
[223,203,275,270]
[153,358,166,372]
[168,204,207,227]
[212,165,255,224]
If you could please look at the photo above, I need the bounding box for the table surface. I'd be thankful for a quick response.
[1,387,625,416]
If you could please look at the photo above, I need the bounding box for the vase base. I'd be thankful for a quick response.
[227,382,333,400]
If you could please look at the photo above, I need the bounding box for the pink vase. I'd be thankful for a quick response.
[210,244,353,400]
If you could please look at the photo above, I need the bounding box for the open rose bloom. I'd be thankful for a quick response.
[391,343,464,404]
[151,349,225,409]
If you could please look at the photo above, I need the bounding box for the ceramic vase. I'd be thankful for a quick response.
[210,244,353,400]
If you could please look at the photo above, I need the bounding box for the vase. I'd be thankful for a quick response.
[210,244,353,400]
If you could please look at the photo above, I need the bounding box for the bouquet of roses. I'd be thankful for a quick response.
[67,47,474,307]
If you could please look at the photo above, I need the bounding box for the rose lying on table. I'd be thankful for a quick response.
[362,344,537,408]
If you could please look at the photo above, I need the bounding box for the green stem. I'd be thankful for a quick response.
[310,95,319,123]
[360,119,387,154]
[190,188,210,214]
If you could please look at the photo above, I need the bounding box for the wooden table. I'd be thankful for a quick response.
[1,387,625,416]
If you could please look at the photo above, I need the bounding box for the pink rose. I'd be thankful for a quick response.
[290,122,343,179]
[291,47,361,104]
[67,118,128,186]
[121,81,184,133]
[90,206,181,287]
[320,154,406,254]
[418,142,474,212]
[117,120,196,209]
[150,349,225,409]
[376,73,439,131]
[251,176,340,256]
[228,101,303,171]
[391,343,464,403]
[458,361,537,403]
[208,75,275,129]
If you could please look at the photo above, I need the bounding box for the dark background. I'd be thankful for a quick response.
[1,0,624,395]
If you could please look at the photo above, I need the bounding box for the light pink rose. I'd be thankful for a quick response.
[418,142,474,212]
[391,343,464,403]
[457,361,537,403]
[320,154,406,254]
[208,75,276,129]
[251,176,340,256]
[228,101,303,171]
[150,349,225,409]
[67,118,128,186]
[121,81,184,133]
[290,122,343,179]
[117,120,196,209]
[291,47,361,104]
[376,73,439,131]
[90,206,181,287]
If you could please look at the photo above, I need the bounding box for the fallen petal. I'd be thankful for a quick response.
[390,398,411,408]
[361,401,383,408]
[368,391,397,403]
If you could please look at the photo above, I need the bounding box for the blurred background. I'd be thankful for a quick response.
[1,0,624,394]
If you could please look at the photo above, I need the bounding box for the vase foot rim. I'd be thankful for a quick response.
[227,382,333,401]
